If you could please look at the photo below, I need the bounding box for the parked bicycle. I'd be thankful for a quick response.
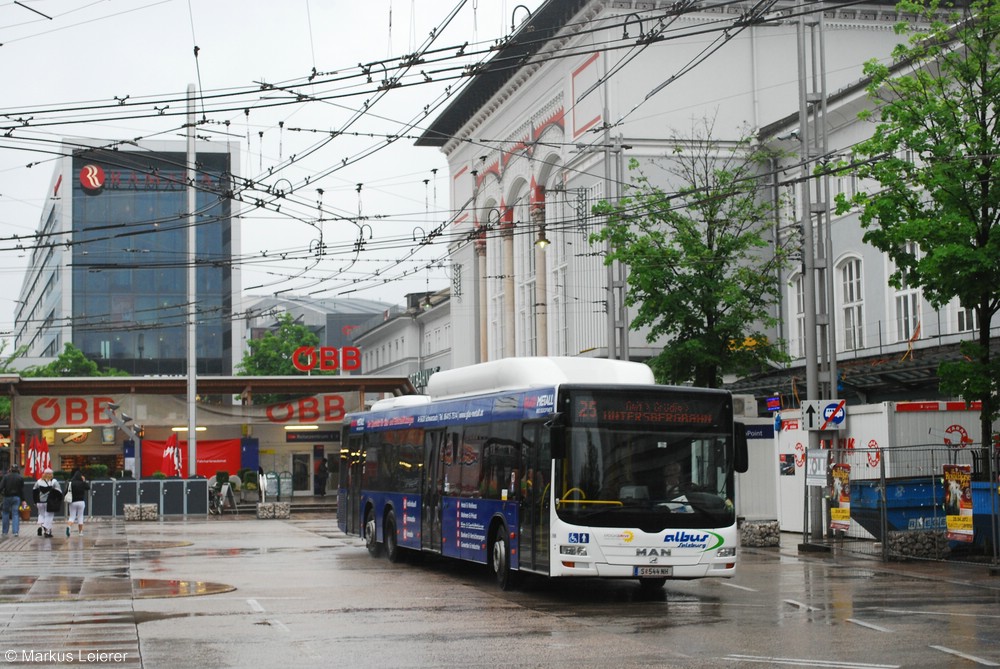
[208,486,224,515]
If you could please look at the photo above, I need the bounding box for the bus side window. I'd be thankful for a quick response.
[399,427,423,493]
[459,425,485,498]
[479,420,512,500]
[363,435,380,489]
[442,430,460,495]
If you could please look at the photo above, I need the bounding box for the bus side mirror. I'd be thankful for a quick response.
[546,413,566,459]
[551,436,565,460]
[733,421,749,473]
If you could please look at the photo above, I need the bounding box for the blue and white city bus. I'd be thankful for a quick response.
[338,357,748,591]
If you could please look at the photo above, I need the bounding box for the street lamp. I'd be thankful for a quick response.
[485,207,502,232]
[534,225,550,249]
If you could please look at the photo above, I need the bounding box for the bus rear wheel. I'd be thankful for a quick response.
[385,509,403,563]
[364,507,382,557]
[490,528,517,591]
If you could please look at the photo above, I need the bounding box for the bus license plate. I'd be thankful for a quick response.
[634,566,672,577]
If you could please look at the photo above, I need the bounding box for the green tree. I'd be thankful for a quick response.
[592,122,790,387]
[23,343,127,377]
[836,0,1000,460]
[0,342,122,421]
[238,313,321,376]
[237,313,327,404]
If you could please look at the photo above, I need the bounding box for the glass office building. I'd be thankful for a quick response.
[14,140,242,375]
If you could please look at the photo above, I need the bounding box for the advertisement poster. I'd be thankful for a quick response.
[140,438,241,478]
[829,463,851,532]
[943,464,974,543]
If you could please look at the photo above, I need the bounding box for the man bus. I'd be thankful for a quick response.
[339,357,748,591]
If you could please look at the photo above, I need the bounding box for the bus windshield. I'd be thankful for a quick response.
[556,389,735,532]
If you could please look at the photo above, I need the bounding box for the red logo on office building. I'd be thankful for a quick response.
[79,165,106,193]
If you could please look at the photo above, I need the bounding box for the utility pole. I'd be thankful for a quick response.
[796,2,838,546]
[574,46,632,362]
[614,135,630,362]
[186,85,198,474]
[602,84,617,361]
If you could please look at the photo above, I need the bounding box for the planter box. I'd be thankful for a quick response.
[124,503,158,521]
[256,502,291,519]
[740,519,780,547]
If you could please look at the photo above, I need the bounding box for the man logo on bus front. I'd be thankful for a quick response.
[636,548,671,557]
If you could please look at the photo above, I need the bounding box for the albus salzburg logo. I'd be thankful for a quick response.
[663,530,724,551]
[79,164,106,194]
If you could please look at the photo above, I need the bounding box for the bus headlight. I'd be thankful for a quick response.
[559,545,588,556]
[717,547,736,558]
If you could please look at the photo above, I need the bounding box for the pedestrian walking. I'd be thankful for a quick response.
[32,469,63,538]
[1,464,26,537]
[65,470,89,536]
[314,458,329,497]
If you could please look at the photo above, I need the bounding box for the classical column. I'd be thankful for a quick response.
[475,223,488,363]
[501,205,516,358]
[531,186,548,356]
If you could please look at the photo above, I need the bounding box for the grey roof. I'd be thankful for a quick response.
[416,0,590,147]
[724,339,1000,405]
[245,295,395,317]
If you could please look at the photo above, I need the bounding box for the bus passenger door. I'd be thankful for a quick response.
[536,426,551,573]
[345,435,364,536]
[520,423,551,574]
[422,430,444,552]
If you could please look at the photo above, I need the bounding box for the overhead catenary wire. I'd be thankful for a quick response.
[0,0,906,325]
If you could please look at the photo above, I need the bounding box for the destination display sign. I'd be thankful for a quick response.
[569,391,727,429]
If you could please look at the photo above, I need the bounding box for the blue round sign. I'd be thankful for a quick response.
[823,403,846,424]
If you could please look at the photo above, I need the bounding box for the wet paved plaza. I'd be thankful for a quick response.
[0,513,338,667]
[2,511,999,668]
[0,530,232,602]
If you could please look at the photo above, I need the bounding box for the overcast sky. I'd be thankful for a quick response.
[0,0,541,346]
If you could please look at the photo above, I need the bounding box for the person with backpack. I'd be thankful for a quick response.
[32,469,63,539]
[1,464,26,537]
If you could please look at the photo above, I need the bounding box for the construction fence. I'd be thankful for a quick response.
[825,443,1000,566]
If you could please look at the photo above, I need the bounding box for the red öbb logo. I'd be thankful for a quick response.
[291,346,361,372]
[266,395,347,423]
[30,396,115,427]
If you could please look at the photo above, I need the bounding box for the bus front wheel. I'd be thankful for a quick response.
[638,577,666,593]
[364,507,382,557]
[490,528,516,591]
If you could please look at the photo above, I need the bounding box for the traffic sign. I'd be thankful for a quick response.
[802,399,847,431]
